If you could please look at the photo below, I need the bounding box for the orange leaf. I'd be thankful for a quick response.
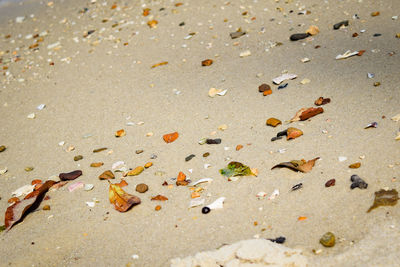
[143,8,150,16]
[177,172,186,182]
[272,157,320,173]
[5,180,57,231]
[109,182,141,212]
[151,195,168,201]
[287,127,303,140]
[163,132,179,143]
[116,179,128,187]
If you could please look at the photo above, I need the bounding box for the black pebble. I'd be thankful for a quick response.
[278,83,288,90]
[277,129,288,137]
[206,138,221,144]
[350,174,368,189]
[268,236,286,244]
[333,20,349,30]
[290,33,309,41]
[271,136,283,142]
[291,183,303,191]
[185,154,195,162]
[179,22,185,26]
[202,207,210,214]
[373,33,382,37]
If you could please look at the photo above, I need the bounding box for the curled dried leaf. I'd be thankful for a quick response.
[367,189,399,213]
[287,127,303,140]
[271,157,319,173]
[108,182,141,212]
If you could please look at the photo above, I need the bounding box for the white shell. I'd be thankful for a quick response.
[189,198,205,208]
[206,197,226,210]
[12,184,35,197]
[84,184,94,191]
[268,189,280,200]
[335,50,359,60]
[272,73,297,85]
[191,178,213,186]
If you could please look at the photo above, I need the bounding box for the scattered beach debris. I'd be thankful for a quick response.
[266,118,282,127]
[336,50,365,60]
[202,197,225,214]
[59,170,82,181]
[290,107,324,122]
[364,122,378,129]
[350,174,368,189]
[320,232,335,247]
[367,189,399,212]
[272,157,319,173]
[314,97,331,106]
[325,179,336,187]
[272,73,297,85]
[163,132,179,143]
[108,181,141,212]
[220,162,255,178]
[333,20,349,29]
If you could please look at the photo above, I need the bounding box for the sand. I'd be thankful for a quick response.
[0,0,399,266]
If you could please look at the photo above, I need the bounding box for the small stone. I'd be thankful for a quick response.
[135,150,144,154]
[325,179,336,187]
[263,89,273,96]
[349,162,361,169]
[290,33,309,41]
[98,170,115,180]
[84,184,94,191]
[155,205,161,211]
[90,162,104,167]
[314,97,331,106]
[27,113,36,119]
[0,145,6,152]
[136,183,148,193]
[59,170,82,181]
[230,31,246,39]
[374,82,381,87]
[236,145,243,151]
[206,138,221,144]
[147,20,158,28]
[42,205,50,210]
[371,11,380,17]
[127,166,144,176]
[144,162,153,168]
[320,232,335,247]
[93,147,107,153]
[203,152,210,157]
[202,207,211,214]
[185,154,195,162]
[258,84,271,92]
[74,155,83,161]
[115,129,126,137]
[24,166,34,172]
[266,118,282,127]
[239,50,251,57]
[150,154,157,159]
[201,59,213,66]
[350,174,368,189]
[333,20,349,30]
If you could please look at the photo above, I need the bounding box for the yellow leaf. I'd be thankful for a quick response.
[109,182,141,212]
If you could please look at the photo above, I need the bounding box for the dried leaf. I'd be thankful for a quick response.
[287,127,303,140]
[163,132,179,143]
[220,162,255,178]
[116,179,128,187]
[271,157,319,173]
[5,180,57,231]
[147,20,158,28]
[151,195,168,201]
[176,171,188,186]
[99,170,115,180]
[108,182,141,212]
[266,118,282,127]
[151,61,168,68]
[367,189,399,213]
[115,129,126,137]
[314,97,331,106]
[291,107,324,122]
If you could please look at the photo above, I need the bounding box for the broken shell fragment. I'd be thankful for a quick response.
[147,20,158,28]
[127,166,144,176]
[205,197,225,210]
[266,118,282,127]
[364,122,378,129]
[115,129,126,137]
[272,73,297,85]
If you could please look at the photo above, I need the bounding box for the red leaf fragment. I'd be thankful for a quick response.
[299,107,324,121]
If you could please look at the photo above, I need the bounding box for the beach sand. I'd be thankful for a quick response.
[0,0,399,266]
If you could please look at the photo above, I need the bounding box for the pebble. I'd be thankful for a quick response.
[59,170,82,181]
[84,184,94,191]
[155,205,161,211]
[24,166,34,172]
[150,154,158,159]
[239,50,251,57]
[258,84,271,93]
[206,138,221,144]
[0,167,8,175]
[115,129,126,137]
[230,31,246,39]
[266,118,282,127]
[203,152,210,157]
[277,83,288,89]
[290,33,309,41]
[338,156,347,162]
[374,82,381,87]
[349,162,361,169]
[201,59,213,66]
[90,162,104,167]
[291,183,303,191]
[0,145,6,152]
[42,205,51,211]
[333,20,349,30]
[98,170,115,180]
[325,179,336,187]
[202,207,211,214]
[350,174,368,189]
[135,150,144,154]
[27,113,36,119]
[320,232,335,247]
[144,162,153,168]
[93,147,107,153]
[74,155,83,161]
[136,183,148,193]
[185,154,195,162]
[127,166,144,176]
[268,236,286,244]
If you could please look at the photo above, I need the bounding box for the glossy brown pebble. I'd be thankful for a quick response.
[374,82,381,87]
[42,205,50,210]
[349,162,361,169]
[98,170,115,180]
[258,83,271,92]
[59,170,82,181]
[90,162,104,167]
[266,118,282,127]
[136,183,148,193]
[201,59,213,66]
[144,162,153,168]
[0,145,6,152]
[325,179,336,187]
[155,205,161,211]
[203,152,210,157]
[320,232,335,247]
[263,89,272,96]
[74,155,83,161]
[135,150,144,154]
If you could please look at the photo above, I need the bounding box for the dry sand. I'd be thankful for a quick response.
[0,0,399,266]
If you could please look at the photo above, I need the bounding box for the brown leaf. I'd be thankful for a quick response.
[287,127,303,140]
[108,182,141,212]
[151,195,168,201]
[271,157,320,173]
[5,180,57,231]
[99,170,115,180]
[59,170,82,181]
[367,189,399,213]
[163,132,179,143]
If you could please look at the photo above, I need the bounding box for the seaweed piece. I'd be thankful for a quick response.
[220,162,255,178]
[367,189,399,213]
